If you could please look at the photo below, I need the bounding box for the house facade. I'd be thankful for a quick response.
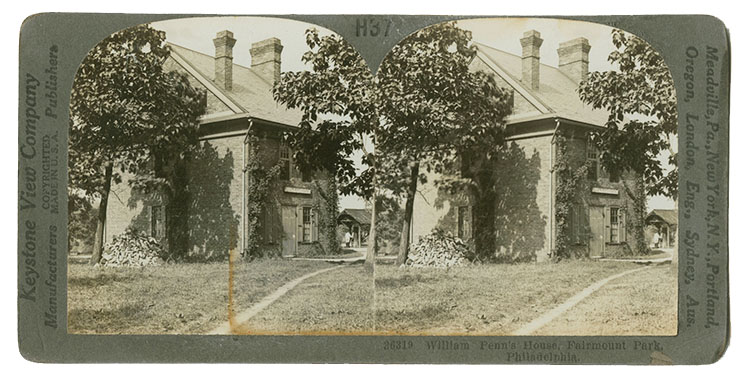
[105,30,335,260]
[411,30,639,262]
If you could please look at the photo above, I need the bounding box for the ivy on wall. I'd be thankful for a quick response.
[244,134,281,260]
[551,134,589,260]
[314,176,342,256]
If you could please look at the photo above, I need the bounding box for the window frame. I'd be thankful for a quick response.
[302,206,315,243]
[279,143,291,181]
[606,206,627,244]
[586,133,599,181]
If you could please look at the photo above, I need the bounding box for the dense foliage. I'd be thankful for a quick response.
[578,29,676,254]
[243,134,281,259]
[552,134,589,260]
[273,29,377,268]
[377,22,513,263]
[275,22,512,265]
[70,24,206,263]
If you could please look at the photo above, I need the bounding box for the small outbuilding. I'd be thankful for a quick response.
[645,209,677,249]
[337,208,371,248]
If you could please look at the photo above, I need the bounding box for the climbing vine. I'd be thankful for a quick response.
[314,176,342,255]
[244,134,281,260]
[622,175,649,255]
[551,134,589,260]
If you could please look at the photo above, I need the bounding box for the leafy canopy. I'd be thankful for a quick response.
[273,29,377,198]
[578,29,677,198]
[69,24,206,198]
[377,22,513,196]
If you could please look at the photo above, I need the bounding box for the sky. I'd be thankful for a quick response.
[151,16,676,212]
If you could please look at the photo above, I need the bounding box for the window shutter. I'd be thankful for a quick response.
[619,208,626,243]
[468,206,473,238]
[579,205,586,244]
[605,207,613,243]
[296,207,302,244]
[312,209,318,242]
[572,204,584,244]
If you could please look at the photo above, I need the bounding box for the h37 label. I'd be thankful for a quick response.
[356,18,393,37]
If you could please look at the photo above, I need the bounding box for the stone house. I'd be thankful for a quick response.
[105,30,335,259]
[411,30,640,262]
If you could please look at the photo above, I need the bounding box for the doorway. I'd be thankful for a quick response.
[589,206,605,257]
[281,206,297,257]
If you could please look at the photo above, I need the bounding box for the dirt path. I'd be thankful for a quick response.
[530,263,678,335]
[511,266,653,335]
[208,265,344,334]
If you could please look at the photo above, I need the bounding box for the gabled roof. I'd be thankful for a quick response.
[474,42,610,127]
[167,43,303,126]
[646,209,678,226]
[338,208,372,226]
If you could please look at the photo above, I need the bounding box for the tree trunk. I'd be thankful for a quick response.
[90,161,113,265]
[326,176,341,255]
[632,175,648,255]
[364,133,378,272]
[166,160,190,260]
[396,161,420,265]
[471,161,497,261]
[364,194,377,272]
[622,170,648,256]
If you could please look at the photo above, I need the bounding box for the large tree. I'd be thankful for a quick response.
[70,24,206,264]
[578,29,677,254]
[275,23,513,267]
[377,22,513,264]
[273,29,379,269]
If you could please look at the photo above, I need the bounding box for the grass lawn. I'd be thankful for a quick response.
[533,263,678,335]
[69,258,677,336]
[373,260,644,335]
[240,264,374,334]
[67,259,331,334]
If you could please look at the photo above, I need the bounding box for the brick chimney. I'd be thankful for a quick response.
[520,30,543,90]
[557,37,591,84]
[251,38,284,84]
[213,30,236,91]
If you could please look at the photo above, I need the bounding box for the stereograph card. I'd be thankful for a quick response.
[17,13,729,364]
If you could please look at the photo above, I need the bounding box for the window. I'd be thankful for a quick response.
[458,206,471,240]
[608,207,626,243]
[609,207,619,243]
[151,205,164,239]
[302,207,315,242]
[279,144,291,180]
[586,133,599,180]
